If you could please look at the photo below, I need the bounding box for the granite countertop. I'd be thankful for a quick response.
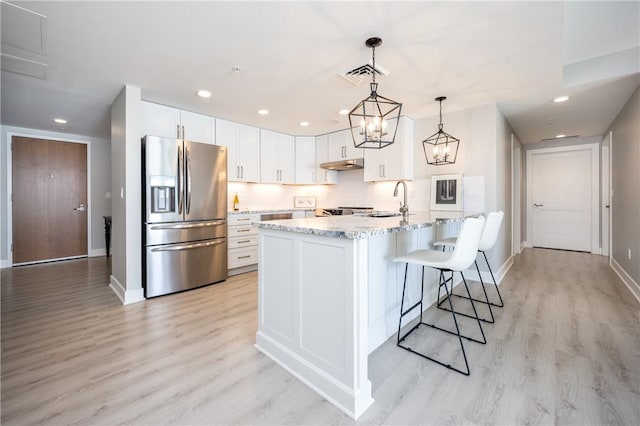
[254,211,482,239]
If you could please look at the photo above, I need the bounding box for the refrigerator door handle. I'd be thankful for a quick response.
[150,239,225,252]
[150,221,226,230]
[186,146,192,214]
[177,145,183,215]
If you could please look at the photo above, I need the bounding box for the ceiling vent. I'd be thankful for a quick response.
[340,60,389,85]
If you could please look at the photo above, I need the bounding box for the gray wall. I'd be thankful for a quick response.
[607,85,640,285]
[414,103,514,274]
[0,125,111,266]
[110,85,143,301]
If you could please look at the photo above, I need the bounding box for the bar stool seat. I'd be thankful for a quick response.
[434,211,505,323]
[394,216,486,376]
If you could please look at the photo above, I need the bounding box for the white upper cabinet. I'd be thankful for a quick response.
[260,129,295,184]
[327,129,363,162]
[363,116,414,182]
[141,101,215,144]
[295,136,316,184]
[315,135,338,185]
[216,119,260,183]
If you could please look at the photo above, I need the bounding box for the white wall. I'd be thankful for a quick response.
[606,84,640,295]
[109,85,144,304]
[0,125,111,266]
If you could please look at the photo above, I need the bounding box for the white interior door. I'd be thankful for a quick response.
[527,144,599,253]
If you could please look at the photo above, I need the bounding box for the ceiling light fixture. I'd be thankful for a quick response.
[54,118,67,124]
[338,109,349,115]
[299,121,310,127]
[197,89,212,98]
[553,95,569,103]
[257,109,269,115]
[422,96,460,166]
[348,37,402,149]
[556,134,566,138]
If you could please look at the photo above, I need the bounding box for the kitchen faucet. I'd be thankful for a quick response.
[393,180,409,219]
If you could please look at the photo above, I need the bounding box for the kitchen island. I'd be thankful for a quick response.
[254,211,478,419]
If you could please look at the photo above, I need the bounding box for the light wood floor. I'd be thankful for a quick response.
[2,249,639,425]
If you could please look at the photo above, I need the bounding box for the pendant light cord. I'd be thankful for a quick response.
[371,45,376,84]
[438,99,443,130]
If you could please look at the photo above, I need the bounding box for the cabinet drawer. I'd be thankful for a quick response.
[228,214,260,226]
[229,225,257,237]
[228,247,258,268]
[228,235,258,249]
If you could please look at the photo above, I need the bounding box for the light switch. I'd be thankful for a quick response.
[120,187,124,199]
[106,192,111,199]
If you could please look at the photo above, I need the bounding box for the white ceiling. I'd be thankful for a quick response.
[1,1,638,144]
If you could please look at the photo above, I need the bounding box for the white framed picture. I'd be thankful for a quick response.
[431,174,463,211]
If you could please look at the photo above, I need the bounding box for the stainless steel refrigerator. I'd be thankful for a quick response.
[142,135,228,298]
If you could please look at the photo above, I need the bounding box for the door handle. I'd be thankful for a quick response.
[533,203,544,207]
[73,203,86,212]
[605,205,610,208]
[186,146,192,214]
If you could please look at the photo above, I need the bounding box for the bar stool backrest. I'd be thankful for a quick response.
[447,216,485,272]
[478,211,504,252]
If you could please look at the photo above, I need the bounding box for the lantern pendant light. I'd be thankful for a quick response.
[348,37,402,149]
[422,96,460,165]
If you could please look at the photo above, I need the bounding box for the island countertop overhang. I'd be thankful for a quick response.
[253,211,482,239]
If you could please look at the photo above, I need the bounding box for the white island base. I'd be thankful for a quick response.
[254,213,470,419]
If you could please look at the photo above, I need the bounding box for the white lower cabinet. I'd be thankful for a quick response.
[228,213,260,273]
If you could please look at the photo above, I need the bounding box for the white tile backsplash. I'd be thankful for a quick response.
[227,169,435,213]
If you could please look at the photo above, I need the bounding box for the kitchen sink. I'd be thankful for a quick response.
[367,212,401,218]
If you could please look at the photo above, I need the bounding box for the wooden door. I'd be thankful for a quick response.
[527,145,598,252]
[12,136,87,264]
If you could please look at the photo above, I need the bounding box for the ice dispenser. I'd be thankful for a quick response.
[151,185,175,213]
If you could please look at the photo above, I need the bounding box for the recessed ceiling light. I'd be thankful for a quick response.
[257,109,269,115]
[556,134,566,138]
[553,95,569,103]
[299,121,310,127]
[54,118,67,124]
[338,109,349,115]
[197,89,212,98]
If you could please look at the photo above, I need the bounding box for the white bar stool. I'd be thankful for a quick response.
[434,211,505,324]
[393,216,486,376]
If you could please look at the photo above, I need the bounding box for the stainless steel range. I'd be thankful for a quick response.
[315,207,374,217]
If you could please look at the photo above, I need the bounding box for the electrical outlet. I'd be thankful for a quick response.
[628,248,632,260]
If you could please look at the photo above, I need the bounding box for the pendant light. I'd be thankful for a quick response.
[422,96,459,165]
[348,37,402,149]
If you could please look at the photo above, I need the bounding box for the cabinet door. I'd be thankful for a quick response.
[141,101,180,139]
[363,148,382,182]
[180,110,215,144]
[215,119,240,181]
[260,129,280,183]
[342,129,364,160]
[315,135,338,184]
[295,137,316,184]
[327,131,345,162]
[237,124,260,183]
[279,134,295,184]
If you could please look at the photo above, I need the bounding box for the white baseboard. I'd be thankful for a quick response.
[522,240,531,249]
[463,254,514,286]
[89,248,107,257]
[0,259,9,269]
[255,332,373,420]
[610,257,640,304]
[109,275,145,305]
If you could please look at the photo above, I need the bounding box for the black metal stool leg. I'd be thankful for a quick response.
[397,266,471,376]
[483,251,504,307]
[438,259,495,323]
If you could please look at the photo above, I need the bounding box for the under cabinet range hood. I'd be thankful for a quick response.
[319,158,364,171]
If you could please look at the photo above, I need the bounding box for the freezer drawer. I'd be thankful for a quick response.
[145,238,227,298]
[146,219,226,246]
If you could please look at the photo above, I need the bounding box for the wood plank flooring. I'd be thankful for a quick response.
[2,248,639,425]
